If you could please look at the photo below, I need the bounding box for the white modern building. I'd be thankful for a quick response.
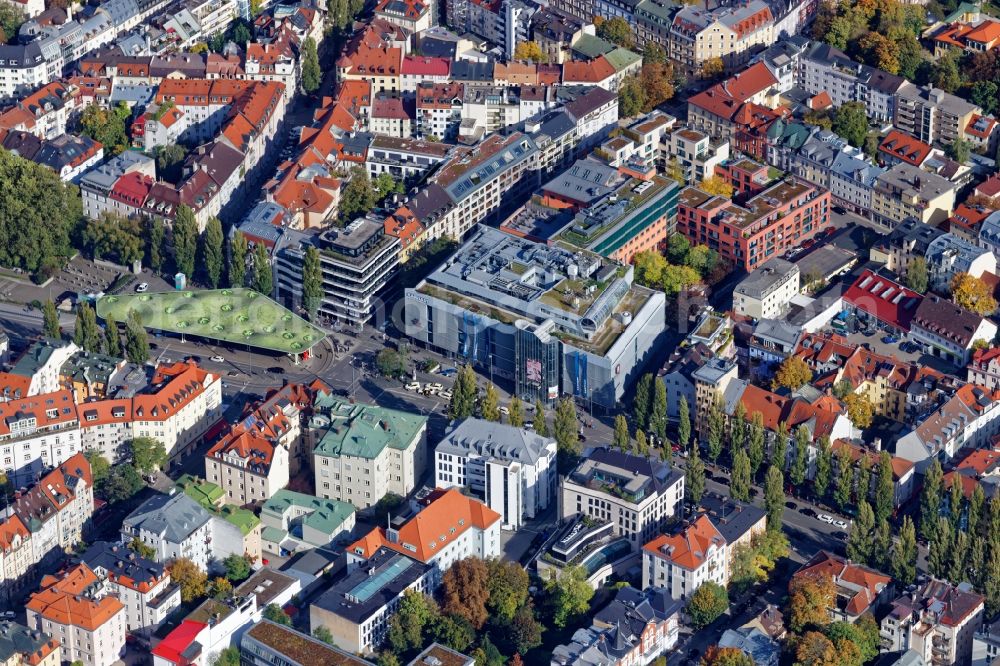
[434,418,557,530]
[734,258,800,320]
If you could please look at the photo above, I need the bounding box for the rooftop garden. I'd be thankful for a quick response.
[95,288,325,354]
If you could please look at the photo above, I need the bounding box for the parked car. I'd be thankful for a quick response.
[405,381,421,392]
[818,514,835,524]
[439,389,453,400]
[881,335,899,344]
[210,355,225,363]
[800,508,817,518]
[785,501,798,510]
[135,283,149,293]
[268,366,285,374]
[832,531,849,541]
[833,519,849,529]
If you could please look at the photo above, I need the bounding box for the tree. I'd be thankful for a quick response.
[301,37,321,93]
[171,558,208,602]
[85,450,111,486]
[441,557,490,629]
[858,31,899,73]
[198,217,224,288]
[891,515,918,585]
[794,632,837,666]
[635,429,649,457]
[302,245,323,320]
[513,41,546,62]
[642,41,666,64]
[921,458,943,541]
[687,582,728,628]
[374,173,402,201]
[124,309,150,365]
[613,414,630,451]
[486,558,530,623]
[80,214,143,265]
[508,605,543,654]
[228,231,248,287]
[947,137,971,164]
[787,574,835,633]
[843,393,874,429]
[155,144,186,183]
[831,102,868,148]
[700,57,725,80]
[813,436,832,502]
[773,421,789,469]
[634,373,652,431]
[649,377,667,440]
[128,537,155,560]
[730,530,788,592]
[667,234,691,264]
[595,16,633,48]
[545,565,593,628]
[832,445,854,512]
[678,395,691,451]
[700,176,734,198]
[553,398,580,457]
[479,383,500,422]
[0,3,24,43]
[212,577,233,600]
[252,242,273,295]
[731,402,748,454]
[700,646,754,666]
[949,474,965,533]
[146,217,166,274]
[773,356,813,390]
[790,425,810,487]
[748,412,766,477]
[847,501,875,565]
[74,302,101,353]
[376,348,408,379]
[533,399,548,436]
[508,396,524,428]
[79,102,131,155]
[449,365,477,420]
[223,554,252,582]
[971,80,999,116]
[431,613,475,653]
[906,256,929,293]
[172,205,198,278]
[952,272,998,315]
[618,76,646,118]
[103,314,121,358]
[262,603,292,626]
[707,394,725,463]
[730,449,752,502]
[43,300,60,339]
[932,51,962,93]
[386,589,433,653]
[130,437,167,473]
[103,464,143,502]
[638,61,675,112]
[874,451,895,524]
[211,647,241,666]
[687,445,706,506]
[764,465,785,530]
[928,518,953,579]
[312,626,334,645]
[339,166,377,221]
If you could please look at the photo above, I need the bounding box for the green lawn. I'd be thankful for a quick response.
[95,288,325,354]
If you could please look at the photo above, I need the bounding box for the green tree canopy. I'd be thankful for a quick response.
[687,582,728,628]
[301,37,321,93]
[129,437,167,472]
[831,101,869,148]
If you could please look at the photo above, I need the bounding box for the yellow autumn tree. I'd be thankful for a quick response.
[701,57,725,80]
[951,272,998,315]
[700,176,734,198]
[513,41,547,63]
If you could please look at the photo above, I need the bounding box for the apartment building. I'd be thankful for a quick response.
[0,517,33,604]
[677,176,830,272]
[121,492,214,570]
[925,233,996,291]
[642,496,766,600]
[665,126,730,183]
[260,490,356,555]
[968,347,1000,391]
[0,389,81,485]
[310,546,434,654]
[881,580,984,666]
[870,162,957,229]
[26,564,126,666]
[668,1,774,72]
[434,418,557,530]
[309,393,427,509]
[895,83,981,147]
[791,551,893,624]
[686,63,778,140]
[345,487,502,584]
[561,448,685,548]
[414,81,464,141]
[796,42,906,123]
[0,339,79,401]
[78,151,157,221]
[204,388,297,506]
[80,541,181,636]
[274,218,399,326]
[897,384,1000,471]
[240,621,372,666]
[13,452,94,563]
[911,296,998,366]
[734,258,800,320]
[0,43,62,103]
[0,622,60,666]
[792,130,885,220]
[365,135,452,181]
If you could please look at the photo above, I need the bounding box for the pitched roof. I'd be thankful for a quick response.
[346,488,500,562]
[879,130,932,166]
[793,551,891,616]
[642,515,725,570]
[561,56,615,83]
[27,564,124,631]
[843,270,922,331]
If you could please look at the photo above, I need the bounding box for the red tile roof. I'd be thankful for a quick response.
[793,551,891,617]
[401,56,449,76]
[562,56,616,83]
[955,446,1000,476]
[642,515,725,570]
[28,564,124,631]
[879,130,932,166]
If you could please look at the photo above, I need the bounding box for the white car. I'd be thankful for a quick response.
[210,355,225,363]
[499,406,510,415]
[833,520,849,529]
[817,514,835,524]
[135,282,149,293]
[439,389,453,400]
[426,382,443,392]
[405,381,421,392]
